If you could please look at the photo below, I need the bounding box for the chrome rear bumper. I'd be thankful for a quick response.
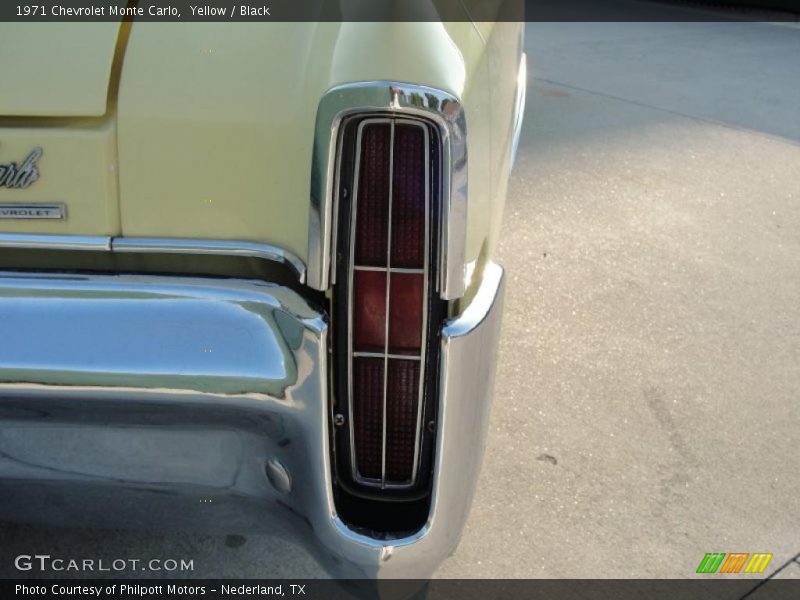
[0,264,504,578]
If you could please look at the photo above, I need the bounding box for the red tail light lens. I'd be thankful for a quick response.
[348,118,430,487]
[352,270,387,352]
[389,273,423,353]
[385,360,421,481]
[352,357,384,480]
[391,124,427,269]
[354,124,391,266]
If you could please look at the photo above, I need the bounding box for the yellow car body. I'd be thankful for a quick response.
[0,15,524,578]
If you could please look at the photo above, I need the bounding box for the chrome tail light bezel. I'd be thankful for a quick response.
[331,113,445,500]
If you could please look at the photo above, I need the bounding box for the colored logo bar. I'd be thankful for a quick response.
[696,553,773,574]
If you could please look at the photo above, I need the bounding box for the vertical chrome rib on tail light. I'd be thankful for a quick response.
[308,82,467,300]
[333,115,442,497]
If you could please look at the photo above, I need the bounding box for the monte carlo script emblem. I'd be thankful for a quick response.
[0,147,64,219]
[0,147,43,189]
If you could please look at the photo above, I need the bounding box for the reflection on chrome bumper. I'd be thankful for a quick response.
[0,264,505,578]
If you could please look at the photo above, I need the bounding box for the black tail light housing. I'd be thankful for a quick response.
[332,116,445,502]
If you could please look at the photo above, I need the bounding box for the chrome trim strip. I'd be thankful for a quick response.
[353,351,421,361]
[111,237,306,283]
[309,81,467,299]
[0,233,111,251]
[0,233,306,283]
[346,118,430,490]
[381,119,395,487]
[347,118,390,487]
[416,121,432,486]
[510,53,528,170]
[345,119,364,484]
[353,265,424,274]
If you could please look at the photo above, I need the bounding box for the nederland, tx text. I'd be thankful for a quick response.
[14,584,306,596]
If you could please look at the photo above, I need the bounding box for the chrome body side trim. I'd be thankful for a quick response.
[0,233,306,283]
[0,262,504,577]
[308,81,468,299]
[0,233,111,252]
[111,237,306,283]
[510,53,528,170]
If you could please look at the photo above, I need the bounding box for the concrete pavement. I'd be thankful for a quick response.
[437,20,800,580]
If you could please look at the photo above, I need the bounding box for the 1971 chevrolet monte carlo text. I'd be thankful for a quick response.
[0,14,525,578]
